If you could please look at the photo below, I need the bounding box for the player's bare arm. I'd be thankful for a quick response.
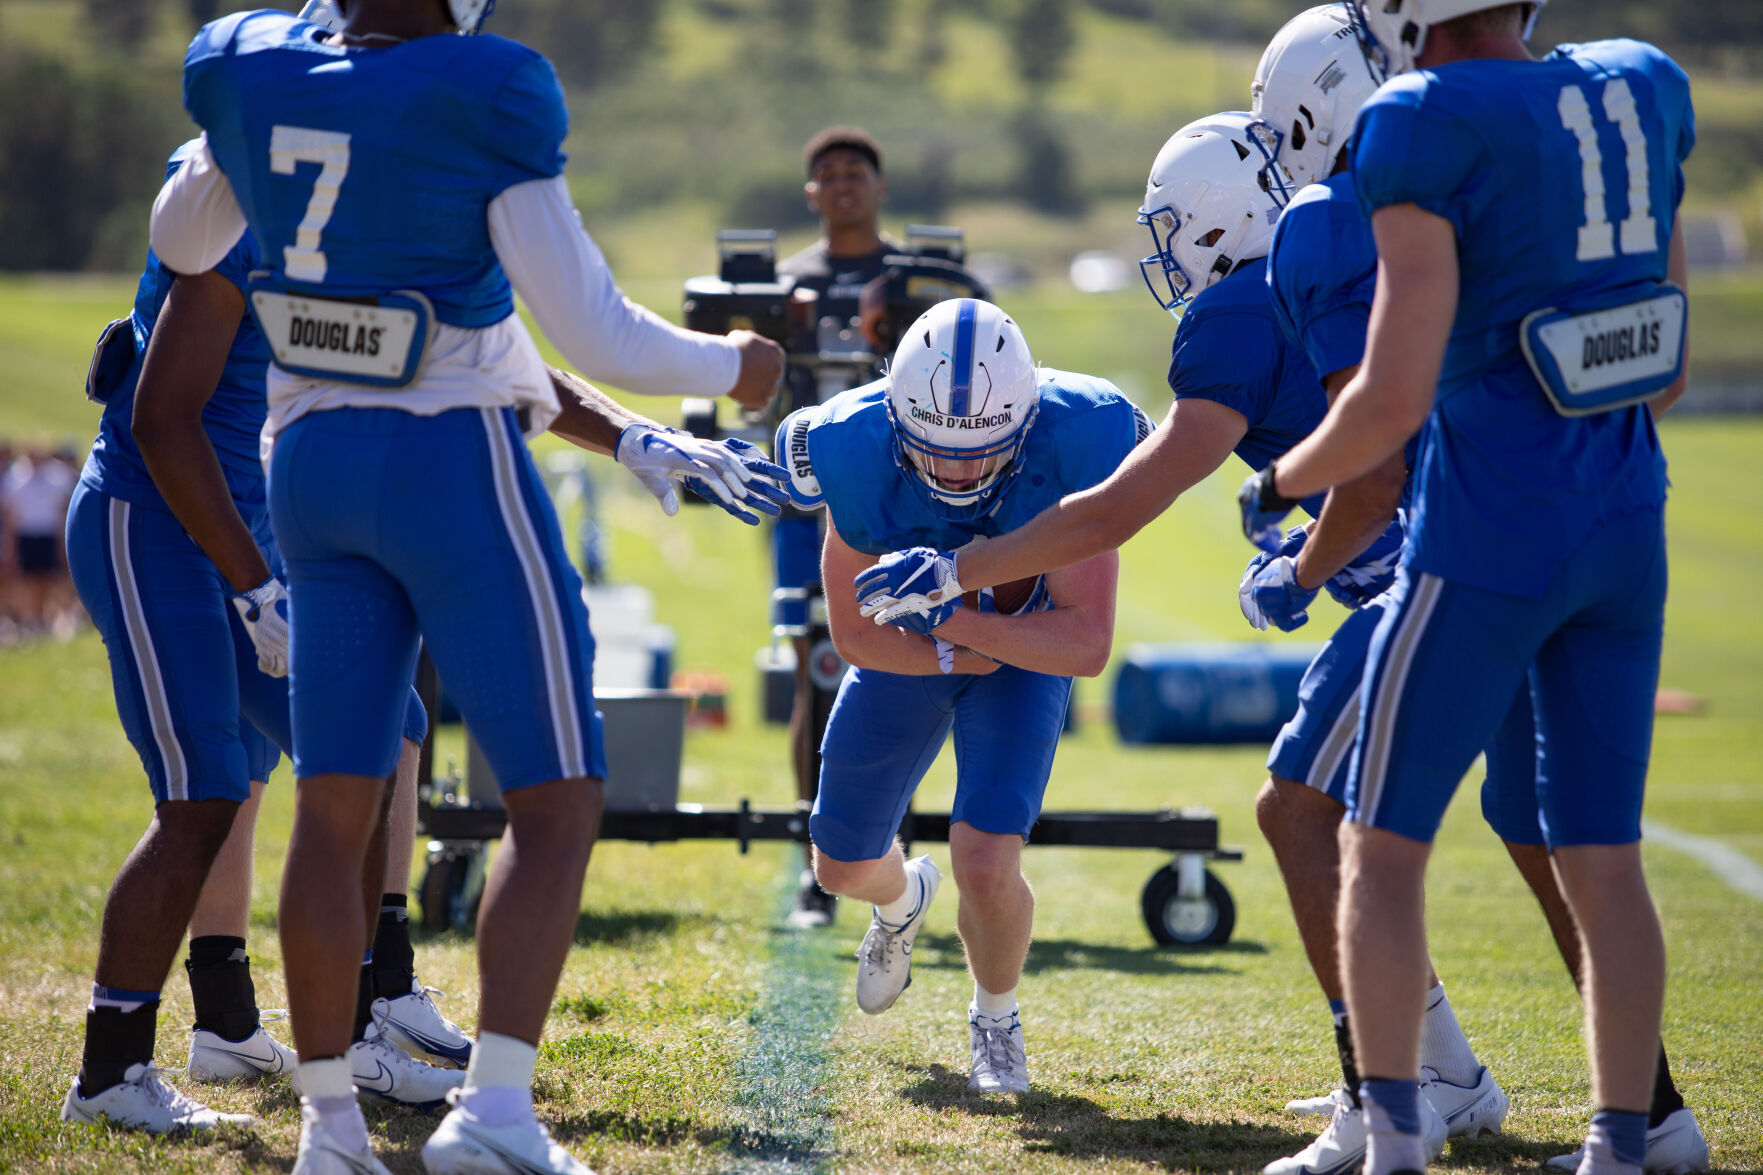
[934,552,1118,678]
[1653,216,1690,417]
[954,397,1245,592]
[131,269,270,595]
[545,365,662,455]
[1266,204,1456,502]
[823,521,998,677]
[1289,366,1407,590]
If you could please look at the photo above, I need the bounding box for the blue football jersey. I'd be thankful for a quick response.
[1266,172,1421,513]
[1168,257,1328,517]
[1352,40,1693,597]
[182,10,566,328]
[82,141,273,524]
[805,371,1146,558]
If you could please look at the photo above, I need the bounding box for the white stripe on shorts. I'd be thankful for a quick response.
[480,409,587,780]
[1307,686,1361,797]
[1353,572,1443,826]
[107,498,190,800]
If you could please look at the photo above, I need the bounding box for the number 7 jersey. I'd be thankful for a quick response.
[1350,39,1694,598]
[182,9,567,329]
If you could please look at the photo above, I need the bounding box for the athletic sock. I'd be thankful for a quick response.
[1332,1010,1363,1107]
[873,865,924,927]
[1417,983,1482,1087]
[1360,1077,1425,1175]
[352,950,376,1043]
[1649,1044,1686,1128]
[456,1031,537,1127]
[300,1057,370,1153]
[973,984,1018,1019]
[1584,1108,1648,1175]
[78,986,161,1097]
[370,895,416,1001]
[186,935,261,1042]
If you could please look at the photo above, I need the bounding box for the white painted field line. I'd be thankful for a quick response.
[1643,819,1763,901]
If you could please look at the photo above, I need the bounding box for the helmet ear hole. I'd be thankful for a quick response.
[1231,139,1250,161]
[1196,228,1226,248]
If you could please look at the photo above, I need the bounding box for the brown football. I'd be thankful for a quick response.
[963,575,1041,615]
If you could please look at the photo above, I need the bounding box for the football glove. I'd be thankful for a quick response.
[1237,527,1309,631]
[1325,522,1403,608]
[1250,555,1319,632]
[615,426,790,526]
[855,547,963,632]
[1238,460,1302,553]
[232,577,291,678]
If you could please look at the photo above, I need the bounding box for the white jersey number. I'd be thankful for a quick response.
[269,126,351,283]
[1557,79,1657,263]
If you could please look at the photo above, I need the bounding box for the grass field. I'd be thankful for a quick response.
[0,276,1759,1174]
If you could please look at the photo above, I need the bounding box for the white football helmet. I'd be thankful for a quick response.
[1251,5,1383,190]
[299,0,495,35]
[1349,0,1544,81]
[886,299,1039,517]
[1137,112,1292,314]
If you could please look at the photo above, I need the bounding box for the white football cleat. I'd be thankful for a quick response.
[1421,1065,1508,1139]
[855,855,940,1016]
[379,982,474,1068]
[1263,1094,1447,1175]
[1285,1087,1351,1117]
[187,1023,298,1081]
[293,1104,392,1175]
[61,1062,254,1133]
[422,1091,595,1174]
[340,1003,465,1111]
[1545,1108,1710,1174]
[968,1008,1030,1094]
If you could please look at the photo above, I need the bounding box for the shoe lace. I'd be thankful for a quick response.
[973,1021,1023,1076]
[858,924,901,971]
[137,1064,204,1115]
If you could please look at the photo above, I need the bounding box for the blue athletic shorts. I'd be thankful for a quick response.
[772,515,822,630]
[270,406,602,790]
[1347,506,1666,847]
[67,482,429,804]
[1269,596,1544,844]
[809,663,1073,862]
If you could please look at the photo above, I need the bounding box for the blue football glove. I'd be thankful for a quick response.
[615,426,789,526]
[1250,555,1320,633]
[1325,521,1403,609]
[1237,526,1308,630]
[1238,461,1302,553]
[855,547,964,633]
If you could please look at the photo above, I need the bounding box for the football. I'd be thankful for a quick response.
[963,575,1041,616]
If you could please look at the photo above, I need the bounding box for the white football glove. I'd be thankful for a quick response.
[232,577,291,678]
[613,424,788,524]
[1238,550,1273,632]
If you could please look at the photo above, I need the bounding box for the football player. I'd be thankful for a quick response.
[60,139,454,1134]
[777,298,1146,1095]
[1234,3,1694,1173]
[1254,8,1704,1172]
[150,2,787,1172]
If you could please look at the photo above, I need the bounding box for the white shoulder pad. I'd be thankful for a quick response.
[775,409,825,511]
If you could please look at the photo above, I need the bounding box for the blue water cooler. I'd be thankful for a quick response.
[1113,642,1322,745]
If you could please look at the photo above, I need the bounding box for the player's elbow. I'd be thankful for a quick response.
[1069,626,1115,678]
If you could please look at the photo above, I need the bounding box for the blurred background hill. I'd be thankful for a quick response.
[1,0,1760,397]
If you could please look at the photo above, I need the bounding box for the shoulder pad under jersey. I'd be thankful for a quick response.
[775,409,825,511]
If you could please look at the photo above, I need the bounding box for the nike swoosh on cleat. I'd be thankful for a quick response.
[354,1059,396,1095]
[205,1043,286,1073]
[387,1023,472,1062]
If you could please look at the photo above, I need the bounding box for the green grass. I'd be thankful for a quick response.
[0,274,1760,1172]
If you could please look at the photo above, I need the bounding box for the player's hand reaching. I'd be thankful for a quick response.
[1237,526,1308,631]
[232,576,291,678]
[855,547,963,631]
[615,425,790,525]
[1325,522,1402,608]
[1249,555,1319,632]
[1239,460,1302,553]
[726,330,785,411]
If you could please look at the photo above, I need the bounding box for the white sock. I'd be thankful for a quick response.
[298,1057,354,1101]
[972,985,1017,1019]
[1417,983,1482,1087]
[307,1092,370,1153]
[459,1031,538,1127]
[874,862,925,927]
[1363,1099,1426,1175]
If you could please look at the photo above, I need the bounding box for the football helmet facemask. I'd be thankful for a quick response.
[885,299,1039,519]
[1251,4,1383,190]
[1138,111,1292,314]
[300,0,496,35]
[1348,0,1544,82]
